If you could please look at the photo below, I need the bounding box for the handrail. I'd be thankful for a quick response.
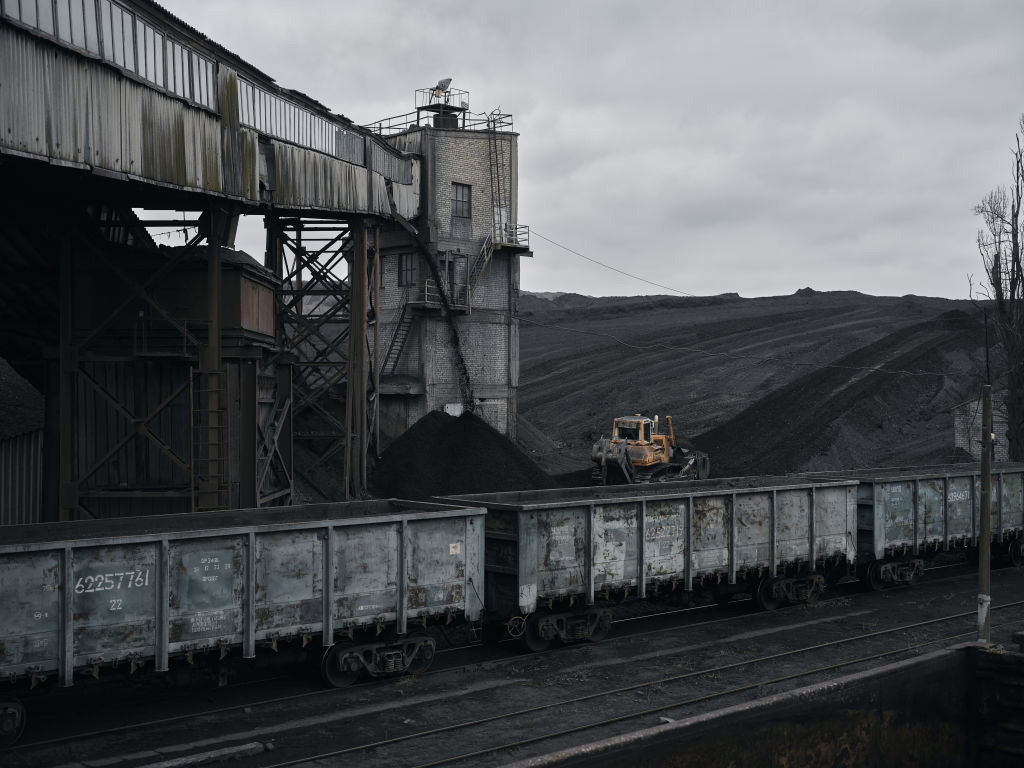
[365,110,513,136]
[423,278,468,310]
[495,223,529,248]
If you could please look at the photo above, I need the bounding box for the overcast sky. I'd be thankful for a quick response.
[161,0,1024,300]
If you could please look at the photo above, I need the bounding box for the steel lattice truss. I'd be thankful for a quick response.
[267,216,377,499]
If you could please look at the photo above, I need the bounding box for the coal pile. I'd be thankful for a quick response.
[369,411,554,500]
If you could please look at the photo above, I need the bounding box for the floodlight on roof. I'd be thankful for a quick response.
[435,78,452,92]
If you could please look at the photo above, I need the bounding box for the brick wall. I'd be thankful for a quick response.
[376,125,521,441]
[953,391,1009,462]
[431,130,516,247]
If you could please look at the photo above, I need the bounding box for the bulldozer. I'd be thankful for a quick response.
[591,414,710,485]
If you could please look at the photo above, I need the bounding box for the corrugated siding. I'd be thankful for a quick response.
[239,128,260,201]
[370,141,412,185]
[48,42,90,164]
[273,141,370,212]
[0,23,417,215]
[0,25,57,158]
[88,62,125,171]
[1,24,222,191]
[0,429,43,526]
[383,161,420,220]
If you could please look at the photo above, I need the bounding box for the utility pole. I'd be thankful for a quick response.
[978,384,992,643]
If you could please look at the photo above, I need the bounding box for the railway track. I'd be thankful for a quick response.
[252,596,1024,768]
[0,562,989,749]
[6,565,1023,768]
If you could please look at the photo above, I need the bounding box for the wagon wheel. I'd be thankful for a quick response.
[754,576,782,611]
[1009,540,1024,568]
[406,634,435,675]
[867,561,887,592]
[0,697,26,748]
[320,643,361,688]
[522,613,552,653]
[588,611,612,643]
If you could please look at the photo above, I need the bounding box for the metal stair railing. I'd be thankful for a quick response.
[382,300,414,375]
[468,231,494,291]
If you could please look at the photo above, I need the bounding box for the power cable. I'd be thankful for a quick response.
[530,230,696,297]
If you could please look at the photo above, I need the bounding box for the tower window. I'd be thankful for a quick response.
[398,253,418,286]
[452,183,471,219]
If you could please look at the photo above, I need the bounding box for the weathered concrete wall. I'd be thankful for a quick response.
[377,124,522,441]
[507,647,977,768]
[970,645,1024,766]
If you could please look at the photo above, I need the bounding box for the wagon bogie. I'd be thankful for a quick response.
[513,607,613,651]
[320,631,435,687]
[861,557,924,591]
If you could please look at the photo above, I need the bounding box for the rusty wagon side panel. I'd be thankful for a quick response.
[444,479,857,618]
[0,499,484,687]
[818,465,1024,560]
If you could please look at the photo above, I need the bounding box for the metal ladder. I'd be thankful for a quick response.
[190,368,230,512]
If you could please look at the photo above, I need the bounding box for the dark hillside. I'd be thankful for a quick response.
[691,310,986,475]
[517,290,988,477]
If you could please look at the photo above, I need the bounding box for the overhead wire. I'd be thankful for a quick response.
[526,229,983,380]
[530,230,696,297]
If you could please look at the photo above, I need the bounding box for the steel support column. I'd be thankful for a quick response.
[198,210,224,511]
[346,223,369,495]
[58,237,76,521]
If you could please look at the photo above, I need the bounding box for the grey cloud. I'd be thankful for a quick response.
[161,0,1024,299]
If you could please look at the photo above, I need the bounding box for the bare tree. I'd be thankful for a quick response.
[975,114,1024,461]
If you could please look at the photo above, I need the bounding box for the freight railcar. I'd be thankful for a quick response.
[443,477,859,651]
[0,499,485,746]
[444,465,1024,652]
[799,464,1024,588]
